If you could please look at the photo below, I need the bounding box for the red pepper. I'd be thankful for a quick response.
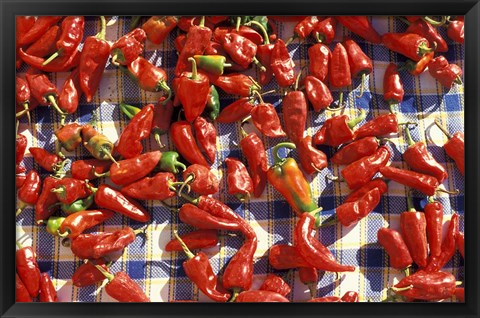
[29,147,62,172]
[295,213,356,272]
[57,68,82,115]
[51,177,92,204]
[296,135,328,174]
[225,157,253,201]
[336,16,382,44]
[344,178,388,203]
[43,16,85,65]
[57,209,114,238]
[213,25,263,46]
[406,19,448,52]
[174,34,187,52]
[379,166,439,196]
[220,32,261,70]
[71,158,112,180]
[216,97,254,123]
[403,53,433,79]
[204,41,244,73]
[142,16,178,45]
[336,188,381,227]
[392,270,457,300]
[354,113,399,140]
[235,290,289,302]
[268,244,311,269]
[19,46,80,73]
[181,164,219,196]
[120,172,176,201]
[426,213,459,272]
[377,227,413,270]
[239,132,268,198]
[16,242,41,298]
[424,198,444,259]
[81,124,117,163]
[457,231,464,259]
[382,32,435,62]
[313,17,337,44]
[165,229,218,252]
[250,95,286,138]
[71,226,140,259]
[16,16,36,68]
[313,110,366,147]
[428,56,463,88]
[400,195,429,268]
[35,176,61,222]
[270,39,295,87]
[207,16,229,25]
[259,274,292,297]
[54,122,83,155]
[170,121,210,167]
[25,25,60,58]
[402,125,448,183]
[110,28,146,66]
[25,71,66,120]
[16,273,32,302]
[150,96,174,148]
[122,56,171,97]
[383,63,404,109]
[331,137,379,165]
[193,116,217,163]
[341,146,391,190]
[177,16,215,33]
[18,16,62,47]
[298,267,319,298]
[108,151,161,186]
[282,74,308,143]
[16,76,35,121]
[72,259,109,287]
[178,204,242,232]
[16,175,27,189]
[39,273,58,302]
[287,16,320,44]
[454,287,464,302]
[16,132,28,167]
[434,120,464,176]
[94,184,150,222]
[94,267,150,302]
[213,73,261,97]
[175,17,212,76]
[78,16,110,102]
[246,21,274,85]
[344,38,373,97]
[305,75,333,111]
[447,17,464,44]
[116,103,154,159]
[329,43,351,105]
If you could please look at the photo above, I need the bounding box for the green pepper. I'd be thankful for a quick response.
[46,216,66,236]
[266,142,319,217]
[204,85,220,121]
[158,151,187,174]
[61,193,95,214]
[193,55,231,76]
[119,102,141,120]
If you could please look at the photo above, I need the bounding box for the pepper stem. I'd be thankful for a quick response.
[173,230,195,259]
[101,146,119,165]
[52,158,71,179]
[294,67,305,91]
[271,142,296,165]
[228,288,241,302]
[403,267,410,277]
[188,57,198,81]
[418,41,436,56]
[403,124,416,147]
[96,16,107,41]
[57,229,71,238]
[252,89,265,105]
[391,285,413,293]
[315,32,325,43]
[93,264,115,282]
[16,241,23,249]
[178,174,194,197]
[356,73,366,98]
[42,50,61,66]
[436,188,460,195]
[406,189,416,212]
[285,34,298,46]
[235,16,241,32]
[389,103,397,114]
[246,20,270,45]
[306,282,316,299]
[47,95,67,124]
[154,132,165,148]
[423,16,447,27]
[434,119,452,139]
[347,108,367,129]
[252,57,266,72]
[129,16,142,31]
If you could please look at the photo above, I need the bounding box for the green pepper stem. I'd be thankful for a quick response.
[338,91,344,110]
[347,108,367,129]
[427,196,435,203]
[235,16,241,32]
[294,67,305,92]
[188,57,198,81]
[406,189,416,212]
[246,20,270,45]
[434,119,452,139]
[315,32,325,43]
[423,16,447,27]
[356,73,366,98]
[403,267,410,277]
[173,230,195,259]
[403,124,416,147]
[247,76,262,94]
[456,281,463,286]
[52,158,71,179]
[252,57,266,72]
[129,16,141,31]
[94,264,114,282]
[154,132,165,148]
[252,89,265,104]
[391,285,413,292]
[16,241,23,249]
[119,102,141,119]
[454,75,463,85]
[47,95,68,118]
[178,174,194,197]
[389,103,398,114]
[397,16,411,25]
[306,282,316,299]
[418,41,436,55]
[436,188,460,195]
[285,34,298,46]
[57,229,71,238]
[101,146,118,165]
[199,16,205,28]
[42,49,62,66]
[271,142,296,165]
[228,288,241,302]
[96,16,107,41]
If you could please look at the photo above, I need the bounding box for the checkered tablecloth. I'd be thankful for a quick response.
[16,15,464,302]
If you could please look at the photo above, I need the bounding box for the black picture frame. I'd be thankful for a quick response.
[1,0,479,317]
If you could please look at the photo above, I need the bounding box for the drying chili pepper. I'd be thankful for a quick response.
[51,177,91,204]
[344,178,388,203]
[110,28,146,66]
[175,16,212,76]
[57,209,114,239]
[270,39,296,87]
[341,291,360,302]
[16,175,27,189]
[403,125,448,183]
[35,176,61,222]
[305,75,333,111]
[16,131,28,167]
[174,34,187,53]
[400,194,428,268]
[383,63,404,112]
[250,94,286,138]
[259,274,292,297]
[43,16,85,65]
[116,103,154,159]
[181,164,219,196]
[379,166,439,196]
[314,110,366,147]
[224,236,258,301]
[341,145,391,190]
[213,24,263,45]
[150,96,174,148]
[225,157,253,201]
[71,158,112,180]
[329,42,351,106]
[142,16,178,45]
[165,229,218,252]
[120,172,177,201]
[336,16,382,44]
[193,116,217,163]
[57,72,82,119]
[377,227,413,270]
[447,17,464,44]
[45,216,66,236]
[204,41,244,73]
[81,124,117,163]
[54,122,82,156]
[61,192,95,215]
[157,151,187,174]
[214,73,261,97]
[25,25,60,58]
[179,203,241,232]
[235,290,289,302]
[94,184,150,222]
[216,98,254,123]
[296,136,328,175]
[16,242,41,298]
[336,188,381,227]
[406,18,448,52]
[298,267,319,298]
[282,73,307,143]
[170,121,210,167]
[457,231,464,259]
[344,38,373,98]
[354,113,399,140]
[112,150,163,187]
[331,137,379,165]
[427,56,463,88]
[392,270,457,300]
[220,32,263,70]
[268,244,310,269]
[79,16,110,102]
[15,76,34,122]
[313,17,337,44]
[25,71,67,121]
[121,56,171,98]
[246,21,274,85]
[39,273,58,302]
[17,16,61,48]
[295,213,356,272]
[382,33,436,62]
[240,132,268,198]
[29,147,62,172]
[193,55,231,76]
[454,287,464,302]
[426,213,459,272]
[18,46,80,73]
[201,86,220,121]
[16,16,36,68]
[434,119,464,176]
[403,51,435,76]
[285,16,319,45]
[72,259,110,287]
[309,42,332,83]
[16,273,32,302]
[93,266,150,302]
[424,197,444,260]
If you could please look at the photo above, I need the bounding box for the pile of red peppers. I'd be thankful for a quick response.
[15,15,464,303]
